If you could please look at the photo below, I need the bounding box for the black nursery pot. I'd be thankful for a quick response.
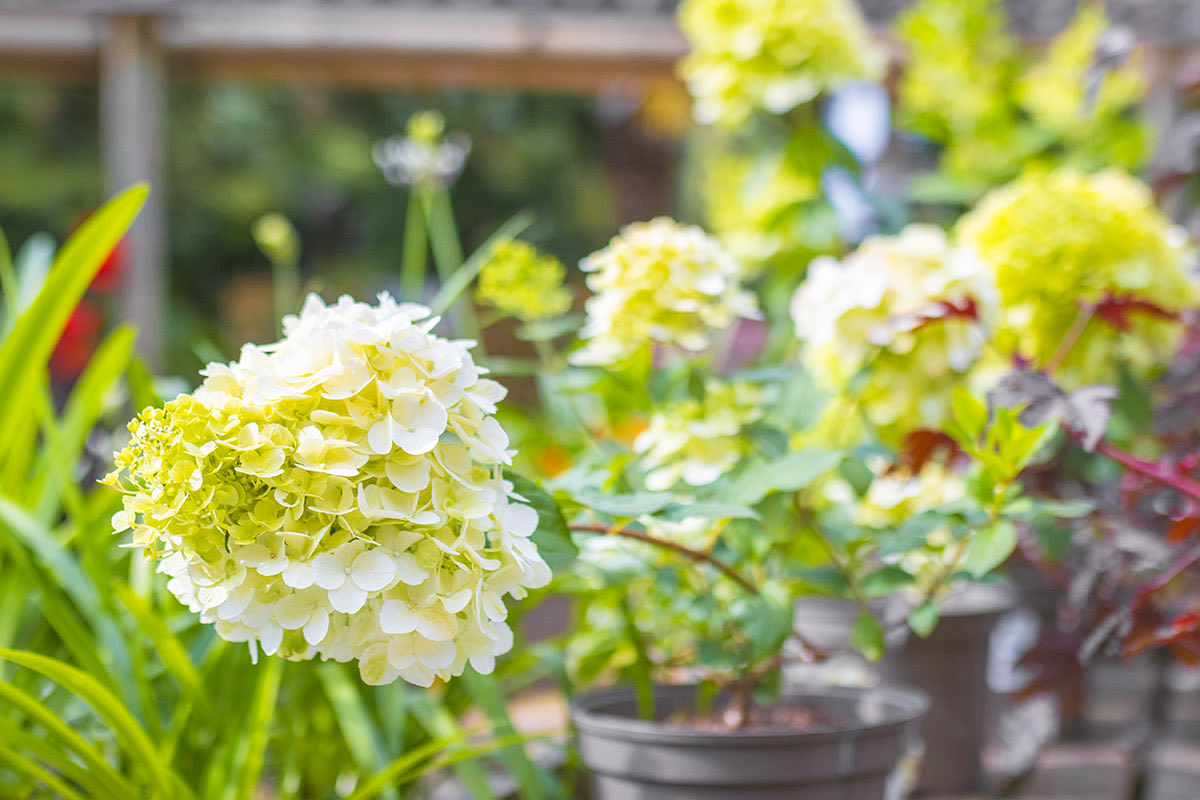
[793,584,1016,796]
[569,683,929,800]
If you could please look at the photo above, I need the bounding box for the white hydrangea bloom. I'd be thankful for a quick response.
[790,224,996,445]
[107,293,551,686]
[572,218,760,367]
[634,381,766,491]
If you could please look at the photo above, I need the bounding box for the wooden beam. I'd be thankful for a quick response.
[100,15,166,367]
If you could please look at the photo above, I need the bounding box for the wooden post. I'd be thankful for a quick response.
[100,15,166,368]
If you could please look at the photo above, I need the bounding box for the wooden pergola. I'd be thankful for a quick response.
[0,0,1196,363]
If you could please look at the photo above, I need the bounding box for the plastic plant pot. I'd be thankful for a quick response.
[569,682,929,800]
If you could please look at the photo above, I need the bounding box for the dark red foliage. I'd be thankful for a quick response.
[1091,292,1178,333]
[897,429,966,473]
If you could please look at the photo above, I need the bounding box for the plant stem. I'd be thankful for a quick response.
[1045,302,1096,375]
[400,191,428,304]
[568,523,758,594]
[1090,437,1200,503]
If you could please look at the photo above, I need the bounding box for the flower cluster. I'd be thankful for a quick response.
[373,110,472,188]
[958,168,1198,386]
[678,0,884,127]
[106,293,550,686]
[791,224,994,445]
[634,380,766,491]
[476,239,573,322]
[896,0,1149,199]
[572,217,760,367]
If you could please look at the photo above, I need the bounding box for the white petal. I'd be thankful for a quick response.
[443,587,473,614]
[393,552,429,586]
[416,605,457,642]
[350,550,396,592]
[386,458,432,493]
[259,623,283,656]
[274,593,313,629]
[398,661,436,688]
[379,599,418,634]
[367,418,393,455]
[303,608,330,645]
[328,582,368,614]
[311,553,347,590]
[282,560,315,589]
[414,637,456,670]
[388,636,416,669]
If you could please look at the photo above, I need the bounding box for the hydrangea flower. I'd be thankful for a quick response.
[791,224,995,446]
[634,381,765,491]
[106,293,551,686]
[572,217,760,368]
[678,0,884,127]
[476,240,572,322]
[958,168,1198,386]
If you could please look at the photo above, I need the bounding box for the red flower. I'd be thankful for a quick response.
[50,301,103,379]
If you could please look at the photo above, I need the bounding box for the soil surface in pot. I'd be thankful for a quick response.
[666,701,841,733]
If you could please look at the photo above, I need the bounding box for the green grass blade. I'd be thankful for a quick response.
[0,648,180,799]
[113,582,204,700]
[315,662,398,800]
[342,732,464,800]
[0,717,115,798]
[429,211,533,318]
[31,325,135,516]
[0,742,88,800]
[0,184,146,446]
[229,656,282,800]
[0,680,137,799]
[408,694,498,800]
[459,669,556,799]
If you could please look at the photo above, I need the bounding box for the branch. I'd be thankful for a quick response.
[1090,437,1200,504]
[1045,302,1096,375]
[568,523,759,595]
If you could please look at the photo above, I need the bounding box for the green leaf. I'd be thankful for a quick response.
[507,471,577,570]
[0,680,137,799]
[964,520,1018,578]
[659,502,759,522]
[859,566,915,598]
[231,656,283,800]
[745,422,788,460]
[950,386,988,443]
[126,356,164,411]
[316,661,393,800]
[0,742,88,800]
[851,611,885,662]
[837,457,875,497]
[430,211,534,317]
[907,600,940,638]
[732,450,842,504]
[0,648,182,799]
[569,487,674,517]
[459,669,556,800]
[0,185,146,445]
[112,582,204,700]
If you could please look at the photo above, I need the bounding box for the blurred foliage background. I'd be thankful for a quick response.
[0,82,672,373]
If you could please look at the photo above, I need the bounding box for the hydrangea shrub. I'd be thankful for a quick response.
[108,294,551,686]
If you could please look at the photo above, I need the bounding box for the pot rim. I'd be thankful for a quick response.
[569,682,930,746]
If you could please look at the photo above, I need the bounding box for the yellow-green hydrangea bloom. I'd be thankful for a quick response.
[791,224,995,446]
[1016,6,1143,140]
[476,239,572,321]
[572,217,760,367]
[106,293,550,686]
[634,380,766,491]
[678,0,885,127]
[958,168,1198,386]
